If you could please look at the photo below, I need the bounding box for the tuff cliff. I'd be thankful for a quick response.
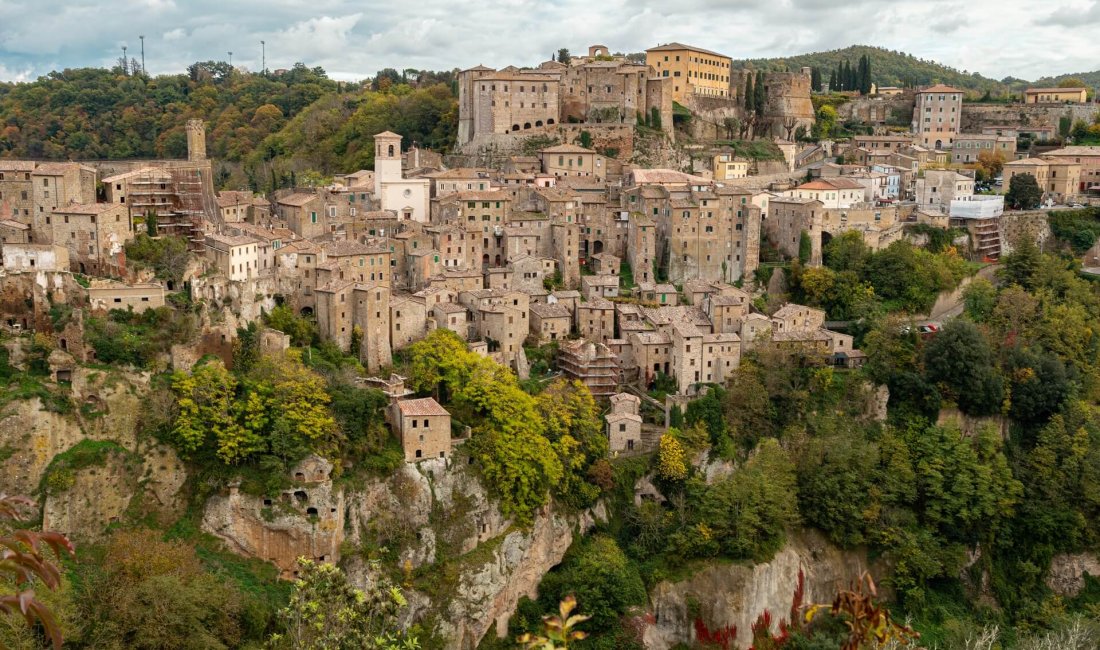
[643,529,882,650]
[202,451,599,650]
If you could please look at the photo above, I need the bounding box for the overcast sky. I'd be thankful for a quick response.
[1,0,1098,84]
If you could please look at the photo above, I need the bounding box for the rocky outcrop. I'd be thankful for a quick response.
[441,506,595,649]
[643,529,881,650]
[202,455,345,578]
[1047,553,1100,597]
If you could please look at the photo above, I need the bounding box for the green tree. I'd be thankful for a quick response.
[923,319,1003,416]
[1002,236,1041,289]
[556,49,571,64]
[265,305,316,347]
[695,438,799,560]
[962,277,997,322]
[753,71,767,116]
[815,105,838,139]
[76,529,252,649]
[1005,172,1042,209]
[744,74,754,113]
[535,536,646,632]
[1004,346,1071,426]
[270,559,417,650]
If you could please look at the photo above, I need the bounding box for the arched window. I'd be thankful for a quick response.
[523,122,531,130]
[387,144,395,157]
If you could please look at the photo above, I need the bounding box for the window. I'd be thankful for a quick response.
[310,211,317,223]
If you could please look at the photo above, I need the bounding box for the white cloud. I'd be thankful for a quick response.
[0,0,1097,83]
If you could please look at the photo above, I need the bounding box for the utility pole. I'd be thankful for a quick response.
[121,45,128,74]
[261,40,266,75]
[139,35,145,75]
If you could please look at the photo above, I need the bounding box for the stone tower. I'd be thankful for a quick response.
[186,119,207,161]
[373,131,403,182]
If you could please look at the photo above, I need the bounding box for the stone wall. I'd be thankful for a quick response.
[1001,210,1053,255]
[460,124,635,164]
[961,103,1100,134]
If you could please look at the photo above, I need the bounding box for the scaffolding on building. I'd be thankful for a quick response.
[558,339,620,397]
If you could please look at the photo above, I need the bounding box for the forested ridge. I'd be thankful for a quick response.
[736,44,1091,96]
[0,63,459,189]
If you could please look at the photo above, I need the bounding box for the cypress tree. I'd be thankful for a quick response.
[754,71,766,115]
[811,68,822,92]
[744,74,754,112]
[829,68,837,92]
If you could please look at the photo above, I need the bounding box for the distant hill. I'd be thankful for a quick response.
[733,45,1012,96]
[1031,71,1100,91]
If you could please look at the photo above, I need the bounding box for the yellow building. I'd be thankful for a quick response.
[646,42,732,103]
[1024,87,1088,104]
[713,153,748,180]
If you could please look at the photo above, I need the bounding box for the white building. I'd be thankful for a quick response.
[375,132,430,223]
[950,195,1004,219]
[205,232,260,282]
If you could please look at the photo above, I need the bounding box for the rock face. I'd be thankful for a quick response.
[1047,553,1100,597]
[442,507,588,649]
[0,365,187,538]
[643,529,880,650]
[202,455,346,578]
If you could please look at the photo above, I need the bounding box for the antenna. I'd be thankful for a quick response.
[261,40,266,75]
[228,51,233,69]
[139,35,145,75]
[121,45,128,74]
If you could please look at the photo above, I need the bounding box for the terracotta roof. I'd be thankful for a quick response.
[52,202,122,215]
[205,232,257,247]
[101,166,166,184]
[539,144,597,154]
[278,193,318,207]
[631,168,712,185]
[32,162,88,176]
[645,42,729,59]
[0,161,36,172]
[795,177,865,191]
[530,303,570,318]
[917,84,963,94]
[374,131,402,139]
[1026,87,1086,93]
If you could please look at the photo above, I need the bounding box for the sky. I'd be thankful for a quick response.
[0,0,1098,83]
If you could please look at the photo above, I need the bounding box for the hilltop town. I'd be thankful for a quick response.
[3,39,1100,650]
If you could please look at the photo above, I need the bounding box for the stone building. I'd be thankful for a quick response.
[576,296,615,343]
[911,84,963,149]
[49,203,132,275]
[88,281,165,313]
[0,161,35,226]
[538,144,606,183]
[529,302,571,343]
[915,170,974,212]
[314,280,392,371]
[606,392,642,454]
[390,397,452,462]
[31,163,97,240]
